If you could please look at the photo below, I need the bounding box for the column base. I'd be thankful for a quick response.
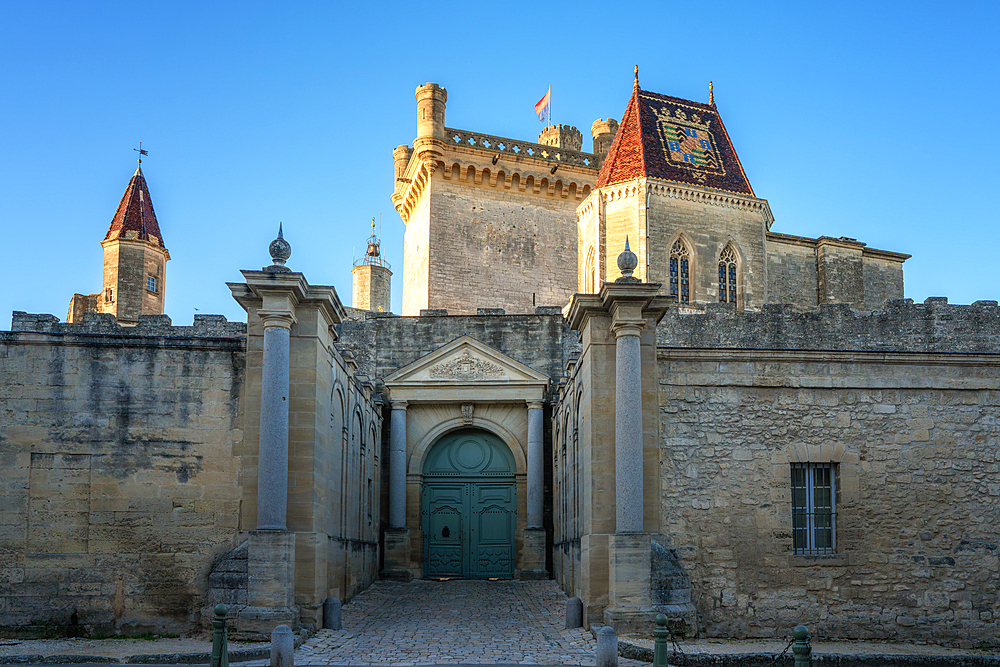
[604,533,698,637]
[235,606,299,639]
[380,528,414,581]
[518,527,549,580]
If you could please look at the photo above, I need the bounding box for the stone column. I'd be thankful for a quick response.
[613,320,644,534]
[526,401,545,529]
[389,400,408,529]
[257,310,295,530]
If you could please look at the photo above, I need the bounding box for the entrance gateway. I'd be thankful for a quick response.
[422,429,516,578]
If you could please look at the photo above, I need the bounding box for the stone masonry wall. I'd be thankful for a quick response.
[653,301,1000,645]
[657,348,999,645]
[0,312,246,636]
[339,310,571,385]
[766,235,819,309]
[657,298,1000,352]
[420,179,580,315]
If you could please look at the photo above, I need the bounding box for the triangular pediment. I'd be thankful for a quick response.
[384,335,549,388]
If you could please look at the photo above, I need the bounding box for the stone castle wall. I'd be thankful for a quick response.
[654,300,1000,644]
[658,347,999,644]
[0,313,246,636]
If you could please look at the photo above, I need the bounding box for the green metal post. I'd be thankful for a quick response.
[792,624,811,666]
[210,603,229,667]
[653,614,669,667]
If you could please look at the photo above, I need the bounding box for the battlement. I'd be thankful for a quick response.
[10,311,246,338]
[656,298,1000,353]
[538,124,583,152]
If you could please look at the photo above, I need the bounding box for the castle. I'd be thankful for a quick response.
[1,73,997,646]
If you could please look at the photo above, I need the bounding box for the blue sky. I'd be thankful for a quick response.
[3,1,998,325]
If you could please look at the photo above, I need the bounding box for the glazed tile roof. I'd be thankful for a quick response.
[104,164,166,247]
[596,82,754,196]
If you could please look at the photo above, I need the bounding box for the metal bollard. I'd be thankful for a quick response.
[323,596,342,630]
[596,626,618,667]
[271,624,294,667]
[792,625,811,666]
[210,604,229,667]
[653,614,668,667]
[566,597,583,628]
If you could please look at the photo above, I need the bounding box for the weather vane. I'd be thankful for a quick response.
[134,142,148,164]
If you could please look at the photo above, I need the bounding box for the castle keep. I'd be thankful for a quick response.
[1,74,996,646]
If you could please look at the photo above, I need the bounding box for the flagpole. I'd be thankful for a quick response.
[548,84,552,127]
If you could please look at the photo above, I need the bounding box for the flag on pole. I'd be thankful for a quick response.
[535,87,550,124]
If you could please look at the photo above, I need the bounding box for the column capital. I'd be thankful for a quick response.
[526,400,545,411]
[257,309,296,330]
[611,320,644,339]
[390,400,409,411]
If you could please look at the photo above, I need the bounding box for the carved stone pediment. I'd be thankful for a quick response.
[383,335,549,403]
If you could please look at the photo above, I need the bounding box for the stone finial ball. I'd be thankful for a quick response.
[656,613,668,626]
[617,244,638,273]
[269,236,291,264]
[792,625,809,640]
[215,603,228,616]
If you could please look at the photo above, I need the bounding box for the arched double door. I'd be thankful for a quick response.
[422,429,516,578]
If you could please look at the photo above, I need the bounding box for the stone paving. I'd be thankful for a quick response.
[261,579,631,666]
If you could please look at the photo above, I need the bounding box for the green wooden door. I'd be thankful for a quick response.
[422,430,516,578]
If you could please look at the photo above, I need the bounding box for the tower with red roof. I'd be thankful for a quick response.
[67,162,170,324]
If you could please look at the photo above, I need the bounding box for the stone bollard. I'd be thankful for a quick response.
[210,604,229,667]
[271,624,294,667]
[792,625,811,666]
[596,626,618,667]
[323,596,342,630]
[566,597,583,628]
[653,614,669,667]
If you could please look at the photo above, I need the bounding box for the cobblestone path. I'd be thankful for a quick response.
[287,579,615,665]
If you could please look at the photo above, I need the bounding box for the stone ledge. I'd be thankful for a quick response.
[10,312,246,339]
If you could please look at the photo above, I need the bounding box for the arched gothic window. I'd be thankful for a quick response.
[669,240,691,304]
[718,244,738,304]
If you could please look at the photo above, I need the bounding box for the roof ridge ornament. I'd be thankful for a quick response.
[265,223,292,272]
[709,81,715,106]
[634,65,639,88]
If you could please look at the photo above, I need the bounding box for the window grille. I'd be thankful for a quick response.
[719,245,738,303]
[791,463,836,555]
[669,240,690,303]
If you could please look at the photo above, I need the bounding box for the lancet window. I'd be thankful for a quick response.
[669,240,690,304]
[718,245,738,304]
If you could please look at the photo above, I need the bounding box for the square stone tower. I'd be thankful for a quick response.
[68,161,170,324]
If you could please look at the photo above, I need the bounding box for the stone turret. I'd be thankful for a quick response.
[415,83,447,140]
[537,124,583,151]
[393,144,413,182]
[352,221,392,313]
[591,118,619,169]
[68,161,170,325]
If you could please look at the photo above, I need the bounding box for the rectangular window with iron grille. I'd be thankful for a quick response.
[791,463,836,555]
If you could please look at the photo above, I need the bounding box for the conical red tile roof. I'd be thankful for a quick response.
[596,81,753,197]
[104,164,166,248]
